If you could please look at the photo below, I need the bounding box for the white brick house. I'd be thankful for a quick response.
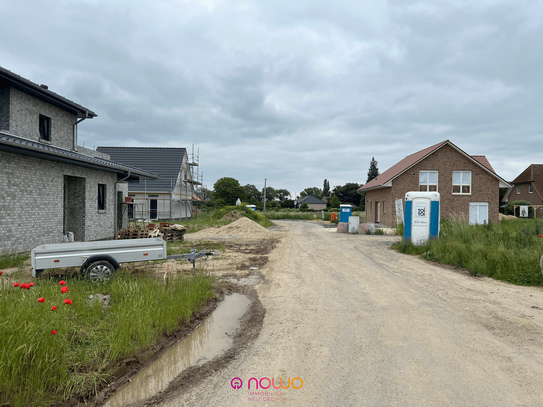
[0,66,158,253]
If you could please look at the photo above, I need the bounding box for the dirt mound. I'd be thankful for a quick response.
[499,213,516,221]
[220,210,245,221]
[187,217,274,240]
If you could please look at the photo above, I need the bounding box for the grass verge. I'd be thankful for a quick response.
[0,272,214,406]
[391,218,543,285]
[0,252,30,269]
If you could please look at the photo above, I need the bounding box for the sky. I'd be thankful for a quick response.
[1,0,542,198]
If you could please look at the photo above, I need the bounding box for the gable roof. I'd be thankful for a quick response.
[97,147,186,192]
[0,65,96,119]
[297,195,326,205]
[358,140,510,191]
[502,164,543,203]
[0,132,158,180]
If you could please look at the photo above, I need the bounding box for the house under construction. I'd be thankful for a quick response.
[96,145,203,221]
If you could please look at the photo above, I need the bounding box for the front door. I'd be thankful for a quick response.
[411,197,431,245]
[150,200,158,220]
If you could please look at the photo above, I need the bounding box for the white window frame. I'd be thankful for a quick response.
[419,171,438,192]
[529,184,533,194]
[469,202,489,225]
[516,185,521,194]
[452,171,472,195]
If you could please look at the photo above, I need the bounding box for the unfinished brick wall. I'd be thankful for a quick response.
[0,151,116,254]
[9,87,77,151]
[366,144,501,226]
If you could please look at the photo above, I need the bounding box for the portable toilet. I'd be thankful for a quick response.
[404,192,440,245]
[245,205,257,211]
[339,204,353,223]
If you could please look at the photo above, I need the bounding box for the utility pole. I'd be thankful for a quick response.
[263,178,267,216]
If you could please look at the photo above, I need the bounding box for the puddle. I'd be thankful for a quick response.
[103,293,250,407]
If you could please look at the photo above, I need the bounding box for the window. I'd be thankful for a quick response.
[98,184,106,210]
[516,185,521,194]
[452,171,471,194]
[419,171,438,192]
[529,185,533,194]
[39,115,51,141]
[469,202,489,225]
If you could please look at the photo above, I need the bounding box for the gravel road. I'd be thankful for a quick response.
[161,220,543,406]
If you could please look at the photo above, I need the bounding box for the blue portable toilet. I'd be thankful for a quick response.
[404,192,440,245]
[339,204,353,223]
[245,205,257,211]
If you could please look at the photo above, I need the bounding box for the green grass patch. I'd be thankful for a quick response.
[0,252,30,269]
[391,218,543,285]
[0,272,214,406]
[166,240,226,256]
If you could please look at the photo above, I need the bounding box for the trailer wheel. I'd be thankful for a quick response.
[86,260,116,283]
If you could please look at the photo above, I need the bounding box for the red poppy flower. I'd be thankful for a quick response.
[539,234,542,237]
[59,280,66,286]
[51,306,57,311]
[29,282,35,287]
[14,282,20,287]
[21,283,31,289]
[0,271,3,275]
[61,286,69,294]
[63,298,72,305]
[38,297,45,303]
[51,330,57,335]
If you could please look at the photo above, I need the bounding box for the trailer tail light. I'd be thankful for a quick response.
[54,260,60,263]
[143,253,148,256]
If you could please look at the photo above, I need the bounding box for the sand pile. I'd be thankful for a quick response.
[499,213,517,221]
[187,217,274,240]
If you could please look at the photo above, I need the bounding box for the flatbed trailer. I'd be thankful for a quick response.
[31,238,214,282]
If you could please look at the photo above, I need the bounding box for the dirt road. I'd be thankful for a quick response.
[160,220,543,406]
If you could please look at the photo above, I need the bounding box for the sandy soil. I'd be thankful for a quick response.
[153,220,543,407]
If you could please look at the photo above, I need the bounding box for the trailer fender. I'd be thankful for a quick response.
[80,255,121,274]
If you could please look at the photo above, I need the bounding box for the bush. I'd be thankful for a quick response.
[299,203,309,212]
[505,200,533,217]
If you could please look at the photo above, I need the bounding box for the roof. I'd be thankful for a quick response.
[297,195,326,205]
[358,140,510,191]
[502,164,543,203]
[96,147,187,192]
[0,65,96,119]
[0,132,158,180]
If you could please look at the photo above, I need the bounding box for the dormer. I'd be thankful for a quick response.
[0,66,96,151]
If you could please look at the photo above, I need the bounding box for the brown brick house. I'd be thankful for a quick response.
[358,140,510,226]
[502,164,543,217]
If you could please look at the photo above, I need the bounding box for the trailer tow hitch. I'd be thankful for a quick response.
[168,248,217,268]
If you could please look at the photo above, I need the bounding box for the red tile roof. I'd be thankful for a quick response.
[358,140,507,191]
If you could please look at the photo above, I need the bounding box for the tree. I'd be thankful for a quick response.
[300,187,323,199]
[330,195,340,208]
[323,179,330,198]
[196,186,211,201]
[367,157,380,184]
[281,199,295,208]
[299,203,309,211]
[276,189,291,202]
[262,186,277,202]
[332,183,361,207]
[244,184,262,202]
[212,177,246,206]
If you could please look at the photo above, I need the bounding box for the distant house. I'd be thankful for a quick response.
[358,140,510,226]
[296,195,327,210]
[96,147,200,220]
[502,164,543,217]
[0,66,158,253]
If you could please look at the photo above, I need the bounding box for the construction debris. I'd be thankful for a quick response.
[115,223,186,242]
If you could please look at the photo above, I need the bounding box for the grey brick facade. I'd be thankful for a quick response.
[0,150,117,253]
[9,87,77,150]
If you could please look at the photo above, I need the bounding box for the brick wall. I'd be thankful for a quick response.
[9,87,77,151]
[0,84,9,131]
[0,151,117,254]
[509,183,542,205]
[366,144,500,226]
[365,188,393,225]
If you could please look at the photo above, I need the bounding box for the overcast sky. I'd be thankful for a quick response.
[1,0,542,197]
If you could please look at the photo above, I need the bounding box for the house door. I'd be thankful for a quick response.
[376,202,380,223]
[150,199,158,220]
[469,202,489,225]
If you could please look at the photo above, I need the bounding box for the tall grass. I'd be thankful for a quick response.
[0,273,214,406]
[0,252,30,268]
[391,218,543,285]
